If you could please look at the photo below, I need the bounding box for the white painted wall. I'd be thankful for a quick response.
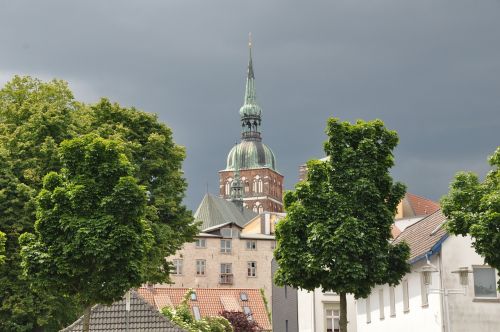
[356,257,443,332]
[356,235,500,332]
[298,289,357,332]
[441,235,500,332]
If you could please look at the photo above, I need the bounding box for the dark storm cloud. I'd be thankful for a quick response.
[1,0,499,209]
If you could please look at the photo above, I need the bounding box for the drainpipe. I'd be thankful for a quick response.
[437,254,447,332]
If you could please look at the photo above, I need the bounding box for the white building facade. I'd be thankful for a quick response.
[356,210,500,332]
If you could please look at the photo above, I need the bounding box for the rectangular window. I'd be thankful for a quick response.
[379,289,385,320]
[246,240,257,250]
[389,286,396,317]
[196,259,206,276]
[473,267,498,298]
[420,273,429,306]
[195,238,206,248]
[402,279,410,313]
[325,308,340,332]
[220,263,233,284]
[220,239,232,253]
[366,295,371,323]
[247,261,257,277]
[172,259,183,275]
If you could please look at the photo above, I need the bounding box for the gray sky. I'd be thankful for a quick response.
[1,0,499,210]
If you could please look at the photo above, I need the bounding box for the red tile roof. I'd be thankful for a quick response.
[138,287,272,331]
[405,193,440,216]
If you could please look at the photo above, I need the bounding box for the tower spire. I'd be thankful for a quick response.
[240,33,262,141]
[247,33,254,79]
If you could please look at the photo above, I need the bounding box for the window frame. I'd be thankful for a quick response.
[378,289,385,320]
[366,295,371,323]
[220,239,232,254]
[172,259,183,276]
[473,266,498,300]
[196,259,206,276]
[247,261,257,277]
[389,286,396,317]
[246,240,257,251]
[402,279,410,313]
[195,238,206,249]
[325,306,340,332]
[420,272,429,307]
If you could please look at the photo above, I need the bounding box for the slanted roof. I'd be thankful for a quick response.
[138,287,272,331]
[194,194,257,231]
[405,193,441,217]
[393,209,448,263]
[61,291,185,332]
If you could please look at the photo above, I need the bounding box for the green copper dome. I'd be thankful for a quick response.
[226,140,276,171]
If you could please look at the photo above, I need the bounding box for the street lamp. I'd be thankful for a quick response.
[418,261,472,332]
[451,267,472,288]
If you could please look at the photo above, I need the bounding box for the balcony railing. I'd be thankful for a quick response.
[219,273,234,285]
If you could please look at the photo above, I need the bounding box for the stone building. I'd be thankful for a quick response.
[167,193,284,304]
[219,39,284,213]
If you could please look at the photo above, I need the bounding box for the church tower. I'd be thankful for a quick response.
[219,37,284,213]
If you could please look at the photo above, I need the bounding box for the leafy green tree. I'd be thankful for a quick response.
[441,147,500,289]
[0,76,197,331]
[274,118,410,332]
[0,76,81,331]
[81,99,198,283]
[20,135,154,332]
[0,230,6,265]
[161,290,233,332]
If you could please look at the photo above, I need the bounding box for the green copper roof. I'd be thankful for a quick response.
[194,194,257,231]
[226,140,276,171]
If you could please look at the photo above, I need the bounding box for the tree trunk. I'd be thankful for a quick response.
[82,305,92,332]
[340,292,348,332]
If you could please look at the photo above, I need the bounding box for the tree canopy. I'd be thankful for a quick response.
[441,146,500,289]
[0,230,5,265]
[20,135,154,331]
[0,76,197,331]
[274,118,410,332]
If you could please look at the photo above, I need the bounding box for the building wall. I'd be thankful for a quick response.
[271,259,299,332]
[356,257,443,332]
[168,232,275,302]
[219,168,284,213]
[441,235,500,332]
[298,289,357,332]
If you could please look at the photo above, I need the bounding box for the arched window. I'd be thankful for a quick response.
[225,178,232,195]
[258,205,264,213]
[253,175,261,193]
[253,201,261,213]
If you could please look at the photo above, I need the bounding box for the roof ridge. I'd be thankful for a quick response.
[406,208,442,231]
